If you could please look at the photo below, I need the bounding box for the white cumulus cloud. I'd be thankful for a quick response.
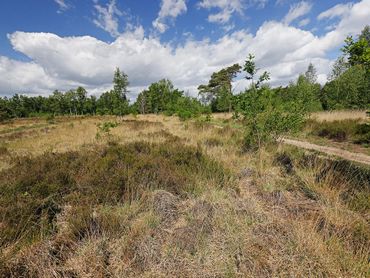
[93,0,123,37]
[1,0,369,99]
[317,2,353,21]
[283,1,312,25]
[197,0,269,24]
[197,0,245,24]
[153,0,187,33]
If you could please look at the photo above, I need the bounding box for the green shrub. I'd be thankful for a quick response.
[97,121,119,132]
[239,87,306,150]
[96,121,119,139]
[177,109,193,121]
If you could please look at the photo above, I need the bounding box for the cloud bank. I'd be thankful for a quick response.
[1,0,369,99]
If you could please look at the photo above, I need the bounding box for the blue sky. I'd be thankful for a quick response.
[0,0,369,99]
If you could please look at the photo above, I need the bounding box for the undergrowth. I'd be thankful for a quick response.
[1,116,369,277]
[305,119,370,146]
[0,141,230,250]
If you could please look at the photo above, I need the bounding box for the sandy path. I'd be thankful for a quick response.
[282,138,370,166]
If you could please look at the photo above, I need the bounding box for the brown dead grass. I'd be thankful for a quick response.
[311,110,368,122]
[0,114,369,277]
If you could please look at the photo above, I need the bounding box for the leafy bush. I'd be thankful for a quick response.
[177,109,193,121]
[97,121,119,132]
[238,87,306,150]
[321,65,369,110]
[96,121,119,140]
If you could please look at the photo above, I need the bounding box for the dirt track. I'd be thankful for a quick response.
[282,138,370,166]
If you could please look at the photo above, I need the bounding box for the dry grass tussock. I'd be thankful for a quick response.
[311,110,368,122]
[292,113,370,155]
[0,115,369,277]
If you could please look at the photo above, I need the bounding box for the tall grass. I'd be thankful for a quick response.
[0,115,369,277]
[311,110,368,122]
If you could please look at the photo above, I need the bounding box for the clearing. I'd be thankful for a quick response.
[0,114,369,277]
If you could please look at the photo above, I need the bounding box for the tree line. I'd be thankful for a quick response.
[0,26,369,123]
[0,68,131,121]
[198,26,369,114]
[0,68,206,121]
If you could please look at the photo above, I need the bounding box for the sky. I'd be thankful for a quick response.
[0,0,369,100]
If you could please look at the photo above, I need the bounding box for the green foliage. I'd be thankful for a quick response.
[97,121,119,133]
[177,109,193,121]
[273,63,322,113]
[204,109,212,122]
[288,74,322,112]
[237,54,306,150]
[0,98,13,122]
[305,63,317,84]
[2,27,370,119]
[113,67,129,100]
[198,63,241,112]
[95,68,130,116]
[96,121,119,140]
[96,89,129,116]
[243,54,258,81]
[243,53,270,90]
[0,68,130,119]
[176,96,204,121]
[135,79,183,114]
[328,56,349,81]
[320,26,370,110]
[321,65,369,110]
[342,33,370,69]
[134,79,205,120]
[46,114,55,124]
[238,87,306,150]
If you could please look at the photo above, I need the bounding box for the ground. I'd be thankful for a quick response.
[0,112,369,277]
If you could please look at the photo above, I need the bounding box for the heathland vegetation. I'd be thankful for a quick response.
[0,27,369,277]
